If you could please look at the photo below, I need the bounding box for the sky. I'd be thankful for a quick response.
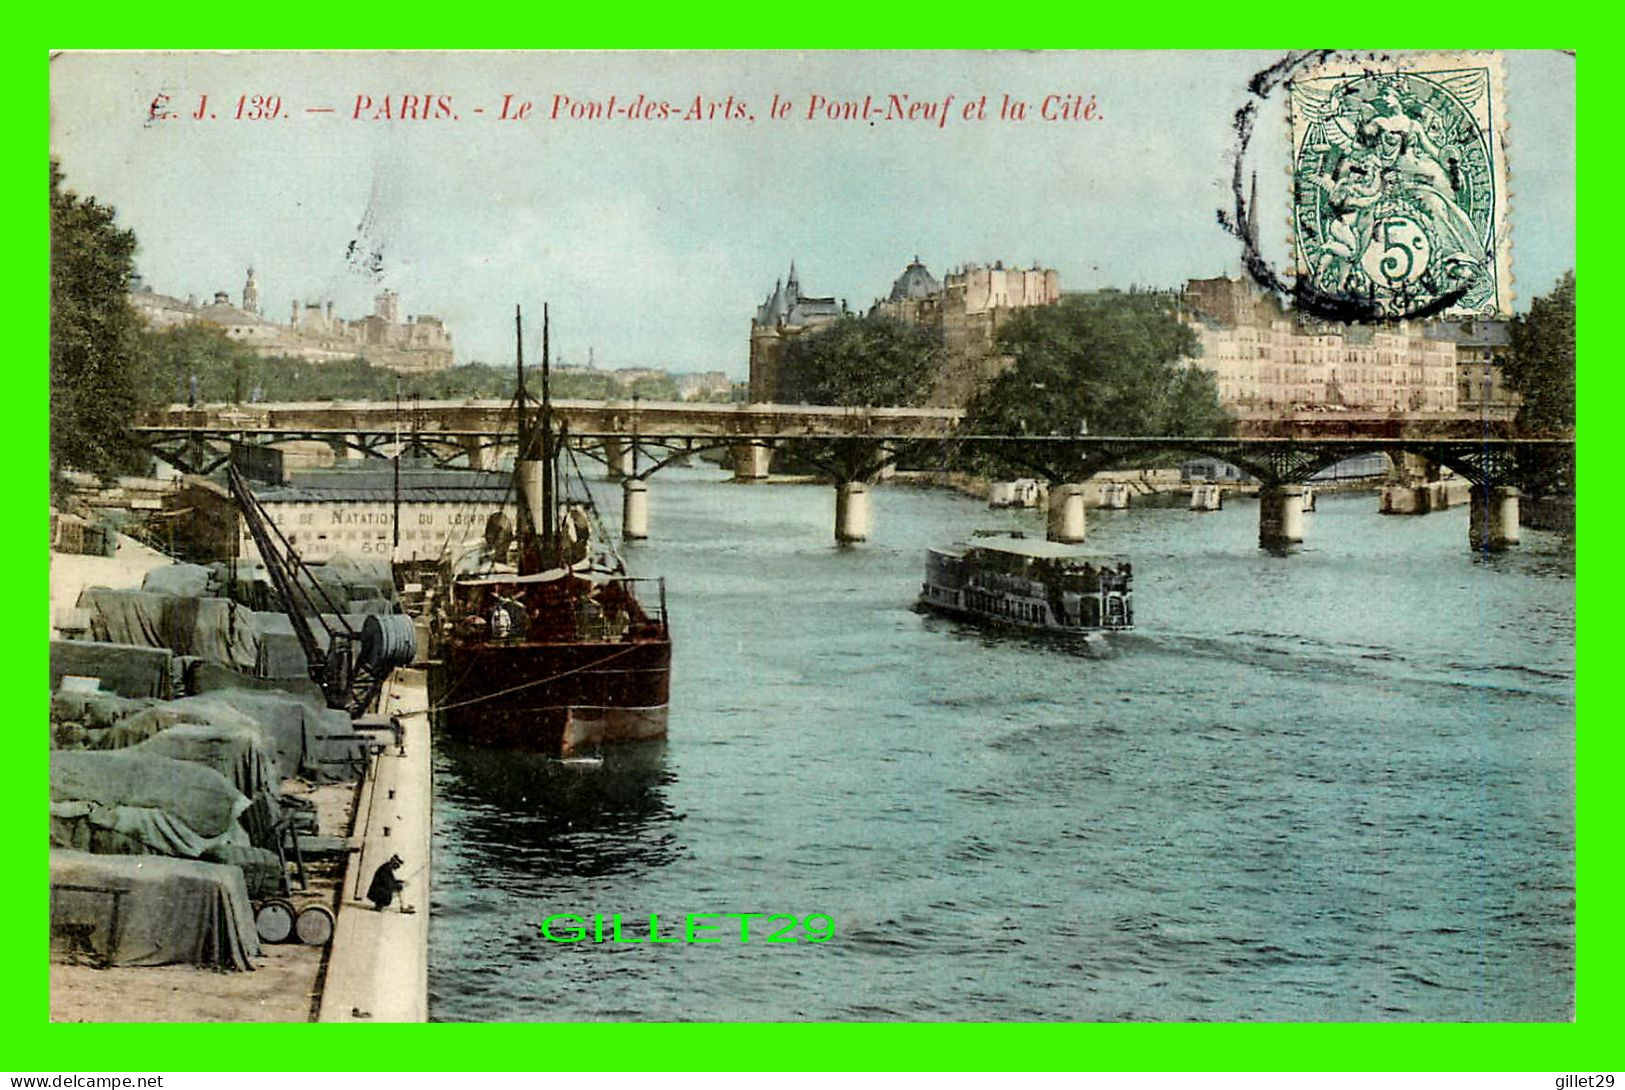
[48,50,1575,378]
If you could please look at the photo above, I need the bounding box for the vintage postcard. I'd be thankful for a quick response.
[44,50,1575,1048]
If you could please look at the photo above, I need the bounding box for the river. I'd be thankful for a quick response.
[428,468,1575,1022]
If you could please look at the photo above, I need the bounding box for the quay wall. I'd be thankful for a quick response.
[318,668,433,1023]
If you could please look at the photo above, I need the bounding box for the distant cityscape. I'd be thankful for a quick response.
[750,258,1519,417]
[129,256,1521,416]
[130,271,455,373]
[127,269,736,401]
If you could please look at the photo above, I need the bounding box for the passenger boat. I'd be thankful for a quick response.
[918,531,1132,635]
[427,306,671,754]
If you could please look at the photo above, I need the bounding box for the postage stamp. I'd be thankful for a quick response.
[1288,52,1511,320]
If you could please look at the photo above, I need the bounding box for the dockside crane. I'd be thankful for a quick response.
[227,459,413,717]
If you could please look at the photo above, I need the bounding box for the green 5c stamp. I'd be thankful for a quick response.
[1290,53,1511,319]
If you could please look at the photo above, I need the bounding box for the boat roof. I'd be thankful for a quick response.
[933,536,1127,563]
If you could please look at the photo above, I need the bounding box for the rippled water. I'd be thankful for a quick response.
[429,468,1575,1022]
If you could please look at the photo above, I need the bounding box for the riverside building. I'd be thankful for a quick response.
[1180,276,1458,414]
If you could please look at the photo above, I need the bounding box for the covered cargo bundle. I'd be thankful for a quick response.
[143,559,402,616]
[125,724,282,819]
[90,697,265,752]
[198,690,364,782]
[51,690,153,731]
[88,691,359,783]
[139,563,214,599]
[50,639,177,700]
[49,749,254,859]
[244,610,376,677]
[311,553,398,615]
[187,660,326,707]
[50,850,261,971]
[211,556,399,616]
[51,690,155,751]
[70,588,379,684]
[76,588,259,673]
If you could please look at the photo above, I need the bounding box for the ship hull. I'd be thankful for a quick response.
[917,595,1121,637]
[430,637,671,755]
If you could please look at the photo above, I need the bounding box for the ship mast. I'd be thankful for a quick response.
[514,305,529,473]
[512,303,561,575]
[540,302,556,564]
[512,306,534,563]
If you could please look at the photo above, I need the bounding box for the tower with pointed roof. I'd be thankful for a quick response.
[242,267,260,315]
[748,260,846,401]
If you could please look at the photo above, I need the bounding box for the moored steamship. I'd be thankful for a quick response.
[427,306,671,754]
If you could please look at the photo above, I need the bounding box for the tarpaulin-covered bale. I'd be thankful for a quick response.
[51,691,154,751]
[126,724,282,813]
[322,553,395,594]
[50,640,175,700]
[50,750,253,859]
[245,610,372,679]
[202,842,285,900]
[75,587,166,647]
[210,562,279,613]
[76,588,259,672]
[91,698,263,751]
[187,661,326,708]
[140,563,215,599]
[165,597,259,670]
[51,689,153,730]
[190,690,365,783]
[316,554,399,615]
[50,850,260,971]
[216,560,365,617]
[246,610,326,679]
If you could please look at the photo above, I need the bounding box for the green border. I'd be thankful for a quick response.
[19,28,1607,1073]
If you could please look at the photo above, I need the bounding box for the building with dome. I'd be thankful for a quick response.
[871,258,1060,406]
[886,256,941,303]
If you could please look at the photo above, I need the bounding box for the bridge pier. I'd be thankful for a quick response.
[1258,484,1307,549]
[1046,483,1087,544]
[603,438,635,481]
[835,481,872,543]
[732,442,773,481]
[1098,481,1131,509]
[622,478,650,541]
[1469,485,1521,552]
[876,442,898,481]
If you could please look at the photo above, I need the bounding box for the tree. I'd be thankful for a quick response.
[964,293,1229,437]
[133,323,267,404]
[775,314,943,407]
[1505,271,1575,437]
[50,159,145,478]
